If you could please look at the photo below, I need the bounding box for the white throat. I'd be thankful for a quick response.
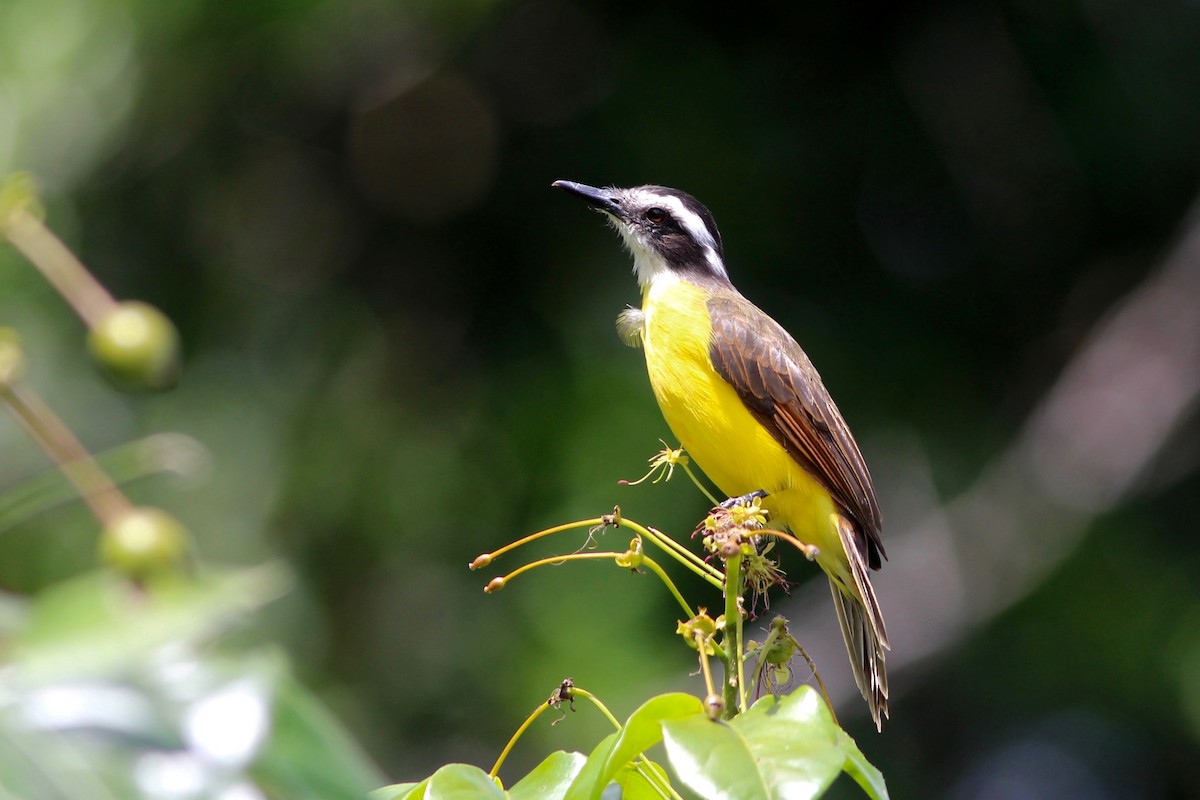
[630,239,675,288]
[609,215,725,288]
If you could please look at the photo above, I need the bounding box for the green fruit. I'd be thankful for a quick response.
[100,506,189,578]
[87,301,181,390]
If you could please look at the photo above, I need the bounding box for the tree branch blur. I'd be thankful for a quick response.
[789,195,1200,711]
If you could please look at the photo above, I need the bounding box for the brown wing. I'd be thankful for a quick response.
[707,292,885,569]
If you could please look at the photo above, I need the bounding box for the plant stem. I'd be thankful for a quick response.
[633,760,684,800]
[756,528,819,560]
[723,552,743,718]
[695,631,717,702]
[495,550,625,586]
[0,433,209,536]
[488,699,550,778]
[473,516,608,568]
[567,687,621,731]
[790,633,839,727]
[1,208,116,328]
[621,519,723,588]
[567,688,683,799]
[639,555,695,618]
[735,596,747,713]
[679,462,720,507]
[0,384,130,524]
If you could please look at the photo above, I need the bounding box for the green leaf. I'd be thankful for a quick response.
[371,782,421,799]
[509,751,587,799]
[563,731,619,800]
[254,667,386,798]
[424,764,506,799]
[565,693,701,800]
[600,693,704,787]
[662,715,771,800]
[613,759,673,800]
[372,780,427,799]
[9,565,290,685]
[837,730,889,800]
[661,687,844,800]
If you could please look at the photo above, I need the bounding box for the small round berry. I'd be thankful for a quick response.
[87,301,181,391]
[99,506,189,578]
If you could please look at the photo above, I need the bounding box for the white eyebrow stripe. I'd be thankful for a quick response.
[628,189,728,278]
[655,195,716,251]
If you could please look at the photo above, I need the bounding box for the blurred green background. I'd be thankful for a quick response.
[2,0,1199,796]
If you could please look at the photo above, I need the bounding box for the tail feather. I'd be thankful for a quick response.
[829,514,889,730]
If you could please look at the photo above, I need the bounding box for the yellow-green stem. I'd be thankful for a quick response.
[478,517,607,566]
[639,555,695,618]
[620,519,723,588]
[757,528,819,560]
[792,636,839,727]
[695,631,717,701]
[488,699,551,778]
[723,552,744,718]
[497,550,623,585]
[555,687,680,799]
[632,760,684,800]
[489,685,621,779]
[567,687,621,731]
[735,597,747,713]
[680,462,720,507]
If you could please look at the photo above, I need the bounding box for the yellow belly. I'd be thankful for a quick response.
[641,278,839,556]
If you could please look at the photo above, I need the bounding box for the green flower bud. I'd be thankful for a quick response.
[87,301,181,390]
[99,506,189,578]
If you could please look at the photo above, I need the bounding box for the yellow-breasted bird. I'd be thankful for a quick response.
[553,180,889,728]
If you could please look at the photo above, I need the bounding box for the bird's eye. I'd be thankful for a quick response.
[645,207,667,224]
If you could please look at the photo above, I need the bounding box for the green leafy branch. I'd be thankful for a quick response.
[400,444,893,799]
[376,689,886,800]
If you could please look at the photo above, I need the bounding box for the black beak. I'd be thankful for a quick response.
[551,180,627,220]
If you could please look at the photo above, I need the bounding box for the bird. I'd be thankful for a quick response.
[552,180,889,729]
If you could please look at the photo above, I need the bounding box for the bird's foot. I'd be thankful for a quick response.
[719,489,768,509]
